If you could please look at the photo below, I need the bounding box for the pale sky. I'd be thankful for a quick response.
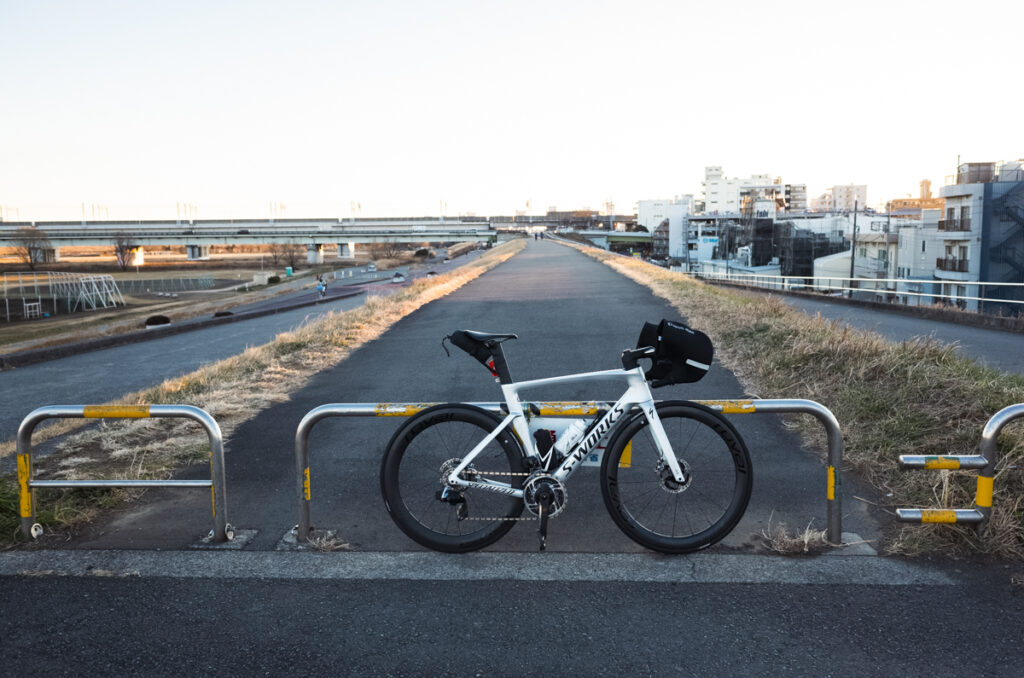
[1,0,1021,221]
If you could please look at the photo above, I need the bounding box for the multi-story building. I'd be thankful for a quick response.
[785,184,808,212]
[648,197,694,263]
[811,184,868,212]
[702,167,806,214]
[637,200,671,232]
[889,179,945,217]
[932,161,1024,312]
[892,161,1024,311]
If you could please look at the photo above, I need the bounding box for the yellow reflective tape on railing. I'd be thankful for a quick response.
[694,400,756,414]
[923,456,962,470]
[619,441,632,468]
[976,476,994,508]
[303,467,311,501]
[827,465,835,501]
[535,402,603,416]
[374,403,433,417]
[16,453,32,517]
[920,510,957,523]
[211,487,216,516]
[83,405,151,419]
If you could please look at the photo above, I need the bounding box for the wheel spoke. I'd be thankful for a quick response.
[602,406,751,553]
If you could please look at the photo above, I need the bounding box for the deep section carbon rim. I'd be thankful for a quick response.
[601,404,752,553]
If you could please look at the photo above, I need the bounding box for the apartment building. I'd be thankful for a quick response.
[637,199,670,232]
[702,167,806,214]
[894,161,1024,311]
[811,184,868,212]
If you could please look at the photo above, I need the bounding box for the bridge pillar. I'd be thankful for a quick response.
[186,245,210,261]
[306,244,324,264]
[338,242,356,258]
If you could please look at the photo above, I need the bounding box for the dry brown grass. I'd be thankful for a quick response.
[568,243,1024,560]
[761,513,831,555]
[0,241,524,540]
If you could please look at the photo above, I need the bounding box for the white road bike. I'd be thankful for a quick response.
[380,321,753,553]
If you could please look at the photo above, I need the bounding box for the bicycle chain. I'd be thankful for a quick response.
[454,470,550,522]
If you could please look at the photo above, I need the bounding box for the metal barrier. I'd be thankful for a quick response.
[16,404,232,542]
[294,398,844,545]
[898,403,1024,534]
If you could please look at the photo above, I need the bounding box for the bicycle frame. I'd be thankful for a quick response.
[444,365,686,498]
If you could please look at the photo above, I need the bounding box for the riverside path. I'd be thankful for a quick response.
[59,239,884,552]
[5,240,1024,676]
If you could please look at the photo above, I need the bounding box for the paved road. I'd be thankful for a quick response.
[1,551,1021,675]
[754,291,1024,375]
[65,239,884,553]
[0,291,369,440]
[0,251,484,440]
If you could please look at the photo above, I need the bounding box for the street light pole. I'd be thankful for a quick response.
[847,200,858,298]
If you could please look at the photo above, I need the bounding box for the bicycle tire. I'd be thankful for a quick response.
[600,401,752,554]
[380,403,526,553]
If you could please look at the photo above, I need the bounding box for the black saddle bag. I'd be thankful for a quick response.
[637,319,713,386]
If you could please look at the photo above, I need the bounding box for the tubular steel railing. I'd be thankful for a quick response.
[16,404,232,542]
[294,398,844,545]
[898,403,1024,533]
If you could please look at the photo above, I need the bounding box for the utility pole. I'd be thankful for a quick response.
[684,215,691,272]
[848,200,858,298]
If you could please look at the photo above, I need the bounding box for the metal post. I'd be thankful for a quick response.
[975,403,1024,533]
[16,404,229,541]
[695,398,844,544]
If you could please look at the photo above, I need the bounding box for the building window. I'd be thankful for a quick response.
[921,241,926,253]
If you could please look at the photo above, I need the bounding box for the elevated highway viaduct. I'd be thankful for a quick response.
[0,217,498,264]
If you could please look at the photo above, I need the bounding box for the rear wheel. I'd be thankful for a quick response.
[600,402,752,553]
[380,404,525,552]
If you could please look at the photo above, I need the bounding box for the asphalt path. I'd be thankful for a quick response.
[0,251,485,440]
[66,239,884,552]
[1,551,1021,675]
[755,290,1024,375]
[0,289,369,440]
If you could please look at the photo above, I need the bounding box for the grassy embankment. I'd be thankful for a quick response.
[0,240,524,545]
[575,245,1024,559]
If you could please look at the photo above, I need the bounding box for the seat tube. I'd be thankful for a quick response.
[501,384,535,458]
[489,344,514,384]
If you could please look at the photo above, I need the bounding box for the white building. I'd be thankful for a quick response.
[666,202,691,261]
[637,200,671,232]
[702,166,775,214]
[701,166,805,214]
[811,184,868,212]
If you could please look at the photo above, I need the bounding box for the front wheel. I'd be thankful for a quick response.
[380,404,526,553]
[600,402,752,554]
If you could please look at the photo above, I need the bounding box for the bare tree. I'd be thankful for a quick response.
[12,227,52,271]
[114,232,137,271]
[283,241,304,270]
[268,242,286,266]
[369,241,403,259]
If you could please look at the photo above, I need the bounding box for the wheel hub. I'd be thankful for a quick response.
[658,458,691,494]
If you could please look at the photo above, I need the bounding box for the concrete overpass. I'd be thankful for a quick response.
[0,217,497,263]
[574,229,651,250]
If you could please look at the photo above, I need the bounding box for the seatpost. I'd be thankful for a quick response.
[488,343,514,384]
